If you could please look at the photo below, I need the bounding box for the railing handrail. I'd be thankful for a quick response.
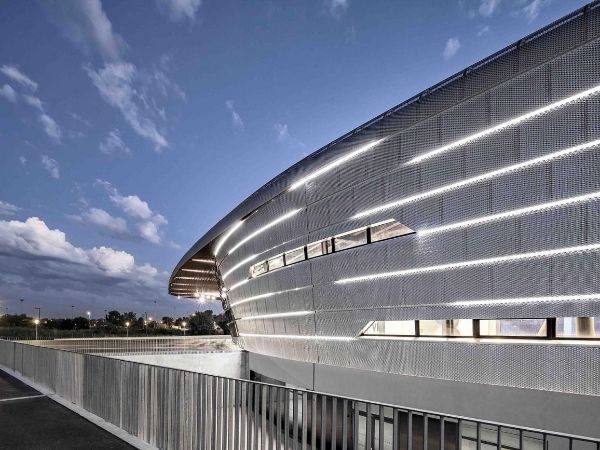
[7,338,598,443]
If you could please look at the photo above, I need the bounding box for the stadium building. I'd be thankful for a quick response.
[170,2,600,439]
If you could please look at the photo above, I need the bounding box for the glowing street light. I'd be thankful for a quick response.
[125,321,130,338]
[86,311,91,330]
[33,318,40,340]
[182,321,187,337]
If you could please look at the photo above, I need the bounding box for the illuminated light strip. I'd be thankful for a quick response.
[214,221,244,256]
[175,276,198,280]
[450,294,600,306]
[238,333,354,342]
[336,243,600,284]
[171,283,196,287]
[353,139,600,219]
[181,268,213,274]
[408,84,600,165]
[192,258,214,264]
[227,209,302,255]
[229,286,310,308]
[289,139,385,191]
[419,191,600,236]
[227,278,249,292]
[237,310,313,321]
[222,254,258,281]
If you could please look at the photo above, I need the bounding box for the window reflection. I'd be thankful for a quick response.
[479,319,547,337]
[419,319,473,337]
[556,317,599,338]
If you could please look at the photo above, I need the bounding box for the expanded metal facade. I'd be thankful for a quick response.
[171,4,600,397]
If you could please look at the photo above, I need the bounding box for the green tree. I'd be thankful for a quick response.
[189,310,215,335]
[106,310,122,325]
[162,316,174,327]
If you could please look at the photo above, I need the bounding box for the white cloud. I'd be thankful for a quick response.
[324,0,348,18]
[157,0,202,22]
[42,0,126,61]
[0,216,163,287]
[96,180,168,245]
[274,123,289,142]
[479,0,500,17]
[0,84,17,102]
[0,65,38,91]
[41,155,60,179]
[518,0,550,22]
[86,63,168,151]
[39,114,62,143]
[225,100,244,131]
[81,208,129,235]
[99,129,131,155]
[443,37,461,60]
[23,95,62,143]
[19,156,27,166]
[0,201,21,216]
[477,25,491,37]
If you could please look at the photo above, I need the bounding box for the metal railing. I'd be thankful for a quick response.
[0,339,598,450]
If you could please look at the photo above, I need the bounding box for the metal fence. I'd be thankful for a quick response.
[0,339,598,450]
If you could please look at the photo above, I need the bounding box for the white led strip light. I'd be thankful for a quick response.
[419,191,600,236]
[336,243,600,284]
[222,254,258,281]
[192,258,214,264]
[229,286,310,307]
[228,278,249,292]
[450,294,600,306]
[353,139,600,219]
[408,84,600,165]
[181,268,213,274]
[239,332,354,342]
[227,209,302,255]
[289,139,385,191]
[214,221,243,256]
[237,310,313,321]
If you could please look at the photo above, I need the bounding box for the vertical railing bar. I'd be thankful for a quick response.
[269,386,275,450]
[366,403,372,450]
[311,394,317,450]
[254,384,260,450]
[393,409,399,450]
[378,406,385,450]
[408,411,413,450]
[235,380,241,450]
[216,377,222,450]
[301,391,308,450]
[440,417,445,450]
[275,388,281,450]
[457,419,462,450]
[423,414,429,450]
[284,388,290,450]
[293,390,299,450]
[247,382,253,450]
[262,385,267,450]
[477,422,481,450]
[342,399,348,450]
[497,425,502,450]
[332,397,338,450]
[321,395,327,450]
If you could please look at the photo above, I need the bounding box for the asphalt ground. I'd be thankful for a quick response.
[0,368,135,450]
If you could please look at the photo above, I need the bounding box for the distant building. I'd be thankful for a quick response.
[170,3,600,438]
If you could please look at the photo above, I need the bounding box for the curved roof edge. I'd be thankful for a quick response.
[171,1,597,280]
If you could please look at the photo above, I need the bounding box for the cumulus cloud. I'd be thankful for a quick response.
[0,84,17,102]
[99,129,131,155]
[0,217,166,314]
[19,156,27,166]
[86,63,168,151]
[0,201,21,216]
[443,37,461,60]
[96,180,168,245]
[477,25,491,37]
[479,0,500,17]
[157,0,202,22]
[324,0,348,18]
[41,155,60,179]
[0,65,38,91]
[225,100,244,131]
[274,123,289,142]
[41,0,126,61]
[79,208,129,236]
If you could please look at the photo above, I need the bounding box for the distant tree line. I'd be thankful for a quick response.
[0,309,231,338]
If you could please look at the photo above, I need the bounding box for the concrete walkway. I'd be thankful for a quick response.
[0,368,134,450]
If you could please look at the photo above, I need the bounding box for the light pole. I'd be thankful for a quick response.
[182,321,187,336]
[87,311,91,329]
[71,305,74,320]
[125,321,130,338]
[34,307,40,321]
[34,319,40,340]
[20,299,24,315]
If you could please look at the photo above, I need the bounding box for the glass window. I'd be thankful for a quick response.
[284,247,305,265]
[419,320,473,337]
[362,320,415,336]
[370,220,414,242]
[479,319,547,337]
[334,228,367,251]
[307,239,333,258]
[556,317,599,338]
[267,254,285,271]
[249,261,268,278]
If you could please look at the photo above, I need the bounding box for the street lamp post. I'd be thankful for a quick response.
[34,319,40,340]
[87,311,91,330]
[20,299,24,315]
[182,321,187,337]
[125,321,130,338]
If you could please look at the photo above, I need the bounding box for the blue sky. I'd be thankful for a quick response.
[0,0,589,319]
